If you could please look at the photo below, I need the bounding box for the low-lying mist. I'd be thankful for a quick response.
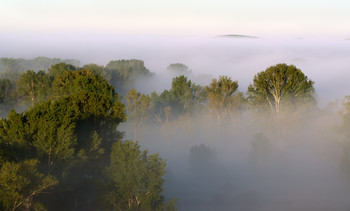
[121,106,350,211]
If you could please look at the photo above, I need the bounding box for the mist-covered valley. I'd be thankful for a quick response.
[0,35,350,211]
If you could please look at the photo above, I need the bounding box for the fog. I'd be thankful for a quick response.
[1,33,350,210]
[121,107,350,211]
[1,34,349,105]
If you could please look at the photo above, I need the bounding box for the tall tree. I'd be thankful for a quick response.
[52,69,115,100]
[151,76,205,123]
[169,75,205,115]
[0,159,58,211]
[0,79,12,103]
[205,76,244,123]
[126,89,151,139]
[167,63,192,76]
[47,63,76,79]
[103,140,176,211]
[17,70,51,106]
[0,69,127,210]
[247,63,315,113]
[104,59,152,94]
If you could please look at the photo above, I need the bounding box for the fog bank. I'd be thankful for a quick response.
[1,34,349,106]
[121,107,350,210]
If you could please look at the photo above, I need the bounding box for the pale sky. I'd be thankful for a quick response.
[1,0,350,36]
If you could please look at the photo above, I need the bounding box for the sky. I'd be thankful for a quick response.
[1,0,350,37]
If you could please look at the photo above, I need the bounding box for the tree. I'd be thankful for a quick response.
[0,159,58,211]
[247,63,315,114]
[17,70,51,106]
[205,76,244,123]
[82,63,106,78]
[0,57,80,75]
[29,57,80,71]
[0,58,26,74]
[52,69,115,100]
[0,79,12,103]
[170,75,204,115]
[47,63,76,79]
[150,75,205,123]
[126,89,151,139]
[167,63,191,76]
[103,140,176,211]
[25,99,78,174]
[104,59,152,94]
[0,68,127,210]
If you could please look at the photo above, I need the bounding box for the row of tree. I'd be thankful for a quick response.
[0,57,80,81]
[126,64,315,138]
[0,59,155,114]
[0,60,317,139]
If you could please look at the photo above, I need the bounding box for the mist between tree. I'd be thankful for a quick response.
[122,106,350,211]
[121,91,350,210]
[118,63,350,210]
[0,36,350,210]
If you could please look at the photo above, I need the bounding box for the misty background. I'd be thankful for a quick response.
[1,34,349,106]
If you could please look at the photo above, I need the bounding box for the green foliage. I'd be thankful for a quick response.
[104,59,152,94]
[52,69,116,100]
[0,61,179,210]
[247,63,315,113]
[0,110,33,162]
[103,140,175,211]
[152,76,205,121]
[0,79,12,103]
[205,76,244,123]
[0,57,80,80]
[0,58,26,74]
[126,89,152,138]
[167,63,191,76]
[48,63,76,79]
[0,68,128,210]
[127,89,151,121]
[82,63,105,77]
[29,57,80,71]
[0,159,58,211]
[25,99,79,173]
[17,70,51,106]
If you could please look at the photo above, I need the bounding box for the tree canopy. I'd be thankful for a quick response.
[103,140,176,211]
[247,63,315,113]
[104,59,152,94]
[167,63,192,76]
[205,76,244,123]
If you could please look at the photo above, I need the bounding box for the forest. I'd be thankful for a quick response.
[0,57,350,211]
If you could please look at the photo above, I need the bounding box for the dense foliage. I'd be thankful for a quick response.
[0,62,176,211]
[247,64,315,113]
